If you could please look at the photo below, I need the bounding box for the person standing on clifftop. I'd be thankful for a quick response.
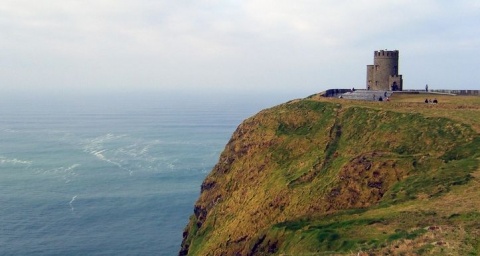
[426,84,429,92]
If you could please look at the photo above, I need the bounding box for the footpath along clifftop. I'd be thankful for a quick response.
[180,92,480,255]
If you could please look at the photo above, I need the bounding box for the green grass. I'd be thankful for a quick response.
[387,229,427,242]
[380,157,478,206]
[442,137,480,162]
[448,212,480,221]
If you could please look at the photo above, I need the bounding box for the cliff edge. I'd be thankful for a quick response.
[180,93,480,255]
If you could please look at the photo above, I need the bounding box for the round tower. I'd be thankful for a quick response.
[372,50,400,91]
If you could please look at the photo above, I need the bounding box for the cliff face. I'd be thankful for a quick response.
[180,94,480,255]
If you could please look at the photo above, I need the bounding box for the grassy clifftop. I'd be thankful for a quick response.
[180,93,480,255]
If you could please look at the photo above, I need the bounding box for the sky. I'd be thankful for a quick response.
[0,0,479,99]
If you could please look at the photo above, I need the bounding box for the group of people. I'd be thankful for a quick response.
[425,98,438,104]
[372,91,390,102]
[372,94,389,102]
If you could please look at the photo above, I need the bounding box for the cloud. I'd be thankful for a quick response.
[0,0,479,93]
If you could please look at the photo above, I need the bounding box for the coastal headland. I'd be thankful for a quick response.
[180,91,480,255]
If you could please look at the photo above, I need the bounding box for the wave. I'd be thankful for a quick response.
[0,156,32,165]
[81,134,167,176]
[92,150,107,161]
[83,137,134,176]
[69,195,77,212]
[34,163,81,183]
[80,132,216,175]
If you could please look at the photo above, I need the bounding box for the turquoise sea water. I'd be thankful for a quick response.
[0,92,291,255]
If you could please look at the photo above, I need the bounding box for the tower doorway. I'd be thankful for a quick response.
[391,82,399,91]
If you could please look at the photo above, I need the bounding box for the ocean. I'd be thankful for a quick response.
[0,91,294,255]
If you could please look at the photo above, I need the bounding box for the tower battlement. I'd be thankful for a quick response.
[374,50,399,58]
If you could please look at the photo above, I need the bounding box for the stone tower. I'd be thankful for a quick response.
[366,50,403,91]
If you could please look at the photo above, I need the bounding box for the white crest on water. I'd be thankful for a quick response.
[0,156,32,165]
[83,134,135,176]
[35,163,81,183]
[69,195,77,212]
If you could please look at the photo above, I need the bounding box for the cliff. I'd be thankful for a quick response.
[180,93,480,255]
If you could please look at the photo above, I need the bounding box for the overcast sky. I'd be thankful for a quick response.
[1,0,479,97]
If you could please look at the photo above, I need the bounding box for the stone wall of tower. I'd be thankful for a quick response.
[366,65,374,89]
[366,50,402,91]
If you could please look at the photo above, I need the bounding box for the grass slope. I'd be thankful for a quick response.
[180,93,480,256]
